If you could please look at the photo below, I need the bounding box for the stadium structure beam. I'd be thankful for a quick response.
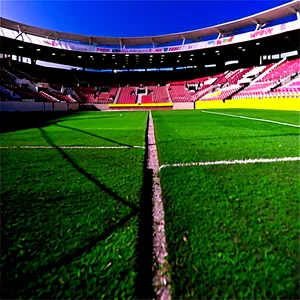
[287,5,299,15]
[251,19,260,30]
[151,38,155,48]
[15,30,25,40]
[46,31,57,39]
[89,37,93,45]
[217,30,224,39]
[15,25,28,40]
[119,38,123,50]
[290,8,300,19]
[252,19,268,31]
[181,35,186,47]
[46,32,53,38]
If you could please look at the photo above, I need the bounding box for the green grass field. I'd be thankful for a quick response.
[1,109,299,299]
[153,109,300,299]
[1,111,152,299]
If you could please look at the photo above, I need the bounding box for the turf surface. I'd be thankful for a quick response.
[153,109,299,165]
[1,111,146,147]
[1,108,299,299]
[153,109,300,299]
[1,111,149,299]
[205,109,300,125]
[160,162,300,299]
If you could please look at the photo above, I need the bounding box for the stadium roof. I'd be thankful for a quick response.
[1,0,299,46]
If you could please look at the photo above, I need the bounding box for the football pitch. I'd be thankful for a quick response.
[1,109,299,299]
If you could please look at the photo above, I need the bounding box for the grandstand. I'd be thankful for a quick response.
[0,0,299,110]
[1,56,299,106]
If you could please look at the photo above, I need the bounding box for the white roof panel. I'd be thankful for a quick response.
[0,0,299,46]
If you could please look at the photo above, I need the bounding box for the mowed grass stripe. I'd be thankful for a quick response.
[0,145,145,149]
[0,111,148,147]
[201,110,300,128]
[206,109,300,125]
[160,162,300,299]
[1,111,148,299]
[152,110,299,165]
[154,109,300,299]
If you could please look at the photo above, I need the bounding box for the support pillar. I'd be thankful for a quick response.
[181,37,186,47]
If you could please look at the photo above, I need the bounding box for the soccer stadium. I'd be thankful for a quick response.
[0,0,300,299]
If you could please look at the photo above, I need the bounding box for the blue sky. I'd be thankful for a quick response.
[1,0,293,37]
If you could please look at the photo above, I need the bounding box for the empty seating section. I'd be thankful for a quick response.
[150,86,170,103]
[192,84,212,101]
[75,87,95,103]
[233,82,277,99]
[50,84,62,91]
[39,91,59,102]
[258,59,300,82]
[256,63,276,79]
[74,87,116,103]
[245,65,266,78]
[202,85,241,101]
[117,87,137,104]
[71,92,84,103]
[273,79,300,96]
[0,69,16,85]
[186,77,209,84]
[2,82,42,101]
[11,68,38,83]
[233,59,300,98]
[169,85,193,102]
[52,92,76,103]
[96,87,118,103]
[109,87,118,98]
[141,95,153,103]
[227,68,253,85]
[212,73,227,85]
[0,88,15,101]
[1,57,299,103]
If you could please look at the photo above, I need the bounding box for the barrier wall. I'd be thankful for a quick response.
[195,98,300,111]
[93,104,109,110]
[172,102,194,110]
[0,101,80,112]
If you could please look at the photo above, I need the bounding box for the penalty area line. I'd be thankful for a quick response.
[159,157,300,171]
[0,145,145,149]
[201,110,300,128]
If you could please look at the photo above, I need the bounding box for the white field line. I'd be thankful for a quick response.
[148,112,171,300]
[201,110,300,128]
[159,157,300,171]
[0,145,145,149]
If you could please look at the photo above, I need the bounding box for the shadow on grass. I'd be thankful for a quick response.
[0,111,77,134]
[2,115,154,299]
[0,111,121,134]
[39,127,138,211]
[55,123,134,147]
[49,116,121,123]
[135,113,155,299]
[53,119,154,297]
[1,211,137,299]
